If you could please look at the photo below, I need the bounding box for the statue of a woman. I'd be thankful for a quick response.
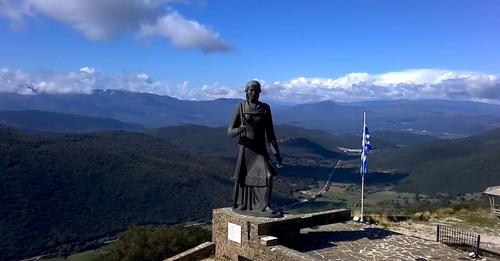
[228,80,283,217]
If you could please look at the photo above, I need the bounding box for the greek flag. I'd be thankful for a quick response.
[360,113,371,177]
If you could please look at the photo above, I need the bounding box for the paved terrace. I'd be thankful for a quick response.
[283,222,476,260]
[180,208,484,260]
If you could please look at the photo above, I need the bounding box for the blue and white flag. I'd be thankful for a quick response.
[360,113,371,176]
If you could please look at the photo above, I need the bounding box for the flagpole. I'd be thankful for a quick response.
[361,172,364,222]
[360,112,366,222]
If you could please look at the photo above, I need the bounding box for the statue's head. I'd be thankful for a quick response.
[245,80,261,102]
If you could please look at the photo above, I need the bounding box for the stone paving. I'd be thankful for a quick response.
[282,222,479,260]
[387,221,500,256]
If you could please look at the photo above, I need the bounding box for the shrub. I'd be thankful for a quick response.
[100,225,211,261]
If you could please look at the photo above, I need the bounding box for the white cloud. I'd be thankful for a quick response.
[166,81,240,100]
[116,72,169,94]
[0,0,32,29]
[267,69,500,104]
[79,67,95,74]
[200,82,239,98]
[0,67,107,95]
[139,11,230,53]
[0,0,230,52]
[32,67,110,94]
[0,68,32,94]
[29,0,163,40]
[0,67,174,95]
[1,68,499,104]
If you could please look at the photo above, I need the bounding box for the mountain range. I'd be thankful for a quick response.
[0,110,145,133]
[274,99,500,137]
[2,90,500,137]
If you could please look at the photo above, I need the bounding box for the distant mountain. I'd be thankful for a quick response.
[337,130,440,149]
[276,99,500,137]
[147,124,440,157]
[278,137,345,159]
[146,124,449,183]
[2,91,500,136]
[0,90,240,128]
[0,110,146,133]
[371,128,500,194]
[349,99,500,115]
[0,126,233,260]
[146,124,347,159]
[275,124,345,152]
[274,101,365,134]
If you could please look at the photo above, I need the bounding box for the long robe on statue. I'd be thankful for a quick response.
[228,100,280,212]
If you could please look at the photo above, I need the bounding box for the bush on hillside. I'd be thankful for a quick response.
[100,225,211,261]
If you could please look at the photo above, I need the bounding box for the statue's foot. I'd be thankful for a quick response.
[265,207,283,218]
[258,207,283,218]
[232,206,283,218]
[263,207,276,214]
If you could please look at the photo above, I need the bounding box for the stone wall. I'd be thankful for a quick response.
[164,241,214,261]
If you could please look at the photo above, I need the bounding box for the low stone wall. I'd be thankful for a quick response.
[212,208,351,260]
[164,241,214,261]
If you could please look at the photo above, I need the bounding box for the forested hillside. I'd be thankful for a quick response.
[0,110,145,133]
[0,126,232,260]
[371,128,500,194]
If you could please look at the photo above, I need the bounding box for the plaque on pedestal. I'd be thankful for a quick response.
[227,222,241,244]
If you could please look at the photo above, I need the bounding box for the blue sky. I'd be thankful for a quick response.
[0,0,499,104]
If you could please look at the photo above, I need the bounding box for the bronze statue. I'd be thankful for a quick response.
[228,80,283,217]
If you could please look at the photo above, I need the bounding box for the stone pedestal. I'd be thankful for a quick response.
[212,208,350,261]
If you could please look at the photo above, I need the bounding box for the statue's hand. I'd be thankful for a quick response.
[276,154,283,168]
[238,125,246,134]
